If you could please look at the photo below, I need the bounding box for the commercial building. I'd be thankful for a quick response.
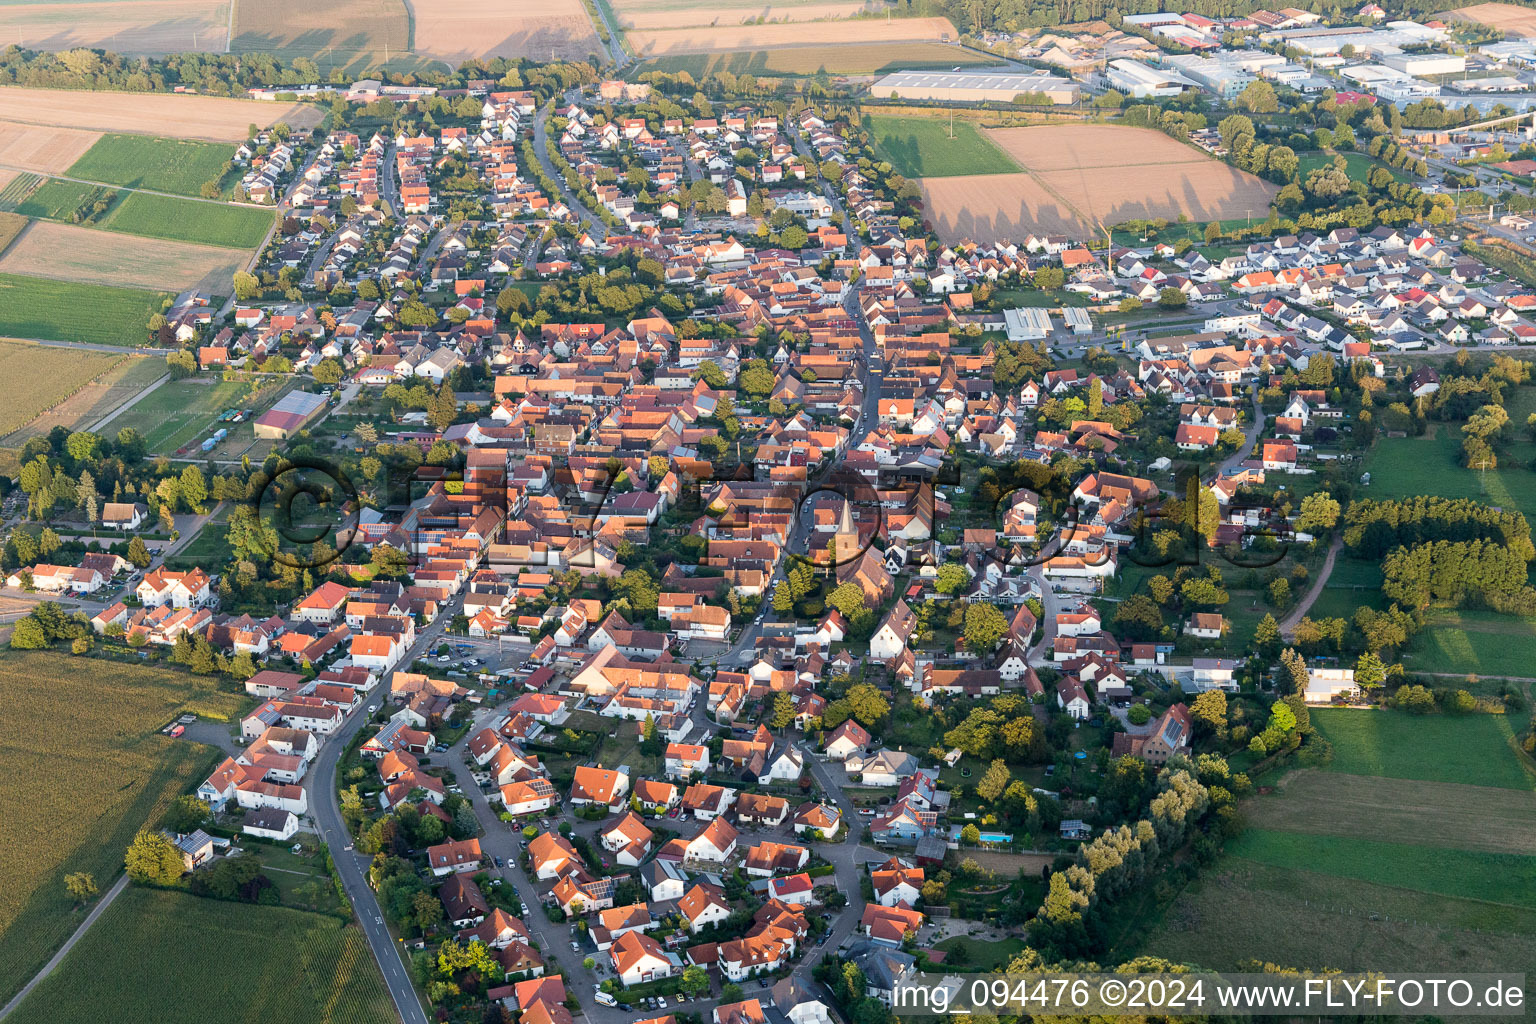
[254,390,329,440]
[869,70,1081,105]
[1104,59,1199,98]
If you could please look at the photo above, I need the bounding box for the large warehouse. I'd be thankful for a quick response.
[871,70,1082,105]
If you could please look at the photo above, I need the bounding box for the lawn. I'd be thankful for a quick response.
[164,509,233,571]
[100,191,274,250]
[112,377,279,454]
[925,935,1028,971]
[1227,829,1536,909]
[0,273,162,346]
[7,887,394,1024]
[1364,427,1536,514]
[0,651,237,1008]
[864,114,1020,179]
[1296,150,1409,183]
[1402,607,1536,677]
[66,133,235,198]
[1311,708,1534,791]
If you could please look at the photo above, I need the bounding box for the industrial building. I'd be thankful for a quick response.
[254,390,329,440]
[1104,59,1200,98]
[1004,307,1054,341]
[1382,52,1465,77]
[869,70,1081,105]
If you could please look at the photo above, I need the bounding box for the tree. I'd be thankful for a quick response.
[1267,577,1291,607]
[1034,266,1065,290]
[9,617,47,649]
[127,535,153,569]
[934,563,969,595]
[180,464,207,512]
[65,871,98,903]
[770,691,796,730]
[960,823,981,845]
[1158,287,1188,310]
[428,383,458,432]
[681,965,710,997]
[313,359,344,385]
[1127,703,1152,725]
[827,580,867,619]
[1255,612,1281,648]
[413,890,445,931]
[1237,80,1279,113]
[975,758,1010,802]
[739,360,775,396]
[233,271,261,301]
[125,828,184,884]
[963,602,1007,654]
[1355,651,1385,689]
[1296,492,1340,533]
[162,794,210,834]
[1279,647,1309,695]
[1190,689,1227,731]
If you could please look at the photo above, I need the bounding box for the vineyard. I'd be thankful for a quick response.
[7,887,394,1024]
[0,652,235,1008]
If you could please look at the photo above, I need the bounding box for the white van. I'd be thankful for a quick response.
[594,991,617,1007]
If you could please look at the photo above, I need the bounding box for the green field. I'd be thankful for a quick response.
[1134,702,1536,978]
[1228,828,1536,908]
[0,273,162,347]
[112,377,282,454]
[8,887,393,1024]
[66,134,234,198]
[1135,859,1536,976]
[864,113,1020,178]
[1297,150,1410,183]
[1364,426,1536,514]
[1311,708,1534,790]
[8,178,114,222]
[100,192,274,250]
[0,652,236,1007]
[635,42,995,77]
[1401,607,1536,677]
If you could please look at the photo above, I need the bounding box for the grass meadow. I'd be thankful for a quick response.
[111,377,280,454]
[1311,709,1534,789]
[0,652,238,1007]
[0,273,162,346]
[1132,707,1536,981]
[66,133,234,197]
[864,113,1020,179]
[7,887,394,1024]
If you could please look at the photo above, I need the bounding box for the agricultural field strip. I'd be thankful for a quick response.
[1250,769,1536,855]
[0,220,245,292]
[0,340,124,439]
[0,88,321,141]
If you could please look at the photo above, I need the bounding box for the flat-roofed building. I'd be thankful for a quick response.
[870,70,1081,105]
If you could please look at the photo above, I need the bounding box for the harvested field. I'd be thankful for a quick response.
[0,0,230,55]
[0,88,321,142]
[0,652,233,1008]
[230,0,411,71]
[0,354,165,449]
[412,0,600,60]
[0,220,245,292]
[919,124,1277,242]
[0,211,23,255]
[1251,770,1536,856]
[613,0,884,29]
[0,339,125,440]
[627,15,955,53]
[0,121,101,173]
[636,41,990,75]
[1443,2,1536,35]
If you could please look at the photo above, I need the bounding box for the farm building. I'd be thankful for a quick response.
[254,390,328,440]
[870,70,1081,105]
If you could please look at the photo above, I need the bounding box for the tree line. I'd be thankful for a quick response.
[1343,496,1535,561]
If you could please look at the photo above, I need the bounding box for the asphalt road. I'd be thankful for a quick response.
[307,591,467,1024]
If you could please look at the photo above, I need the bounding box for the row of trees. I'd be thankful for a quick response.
[1342,496,1535,561]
